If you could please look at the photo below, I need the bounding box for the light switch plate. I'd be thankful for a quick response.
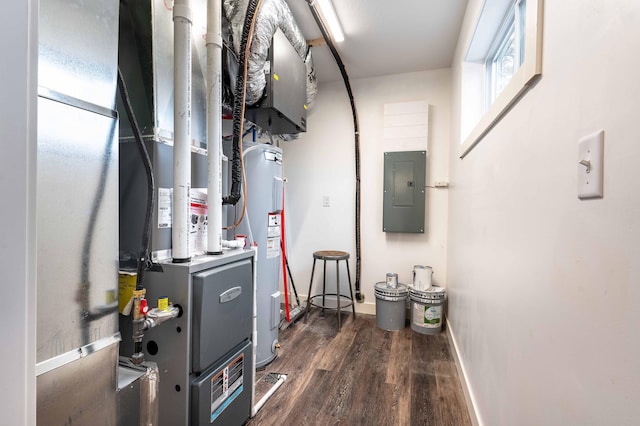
[578,130,604,199]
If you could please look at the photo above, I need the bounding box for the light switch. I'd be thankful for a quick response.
[577,130,604,199]
[322,195,330,207]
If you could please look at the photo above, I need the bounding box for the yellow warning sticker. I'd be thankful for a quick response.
[303,104,308,110]
[273,73,279,81]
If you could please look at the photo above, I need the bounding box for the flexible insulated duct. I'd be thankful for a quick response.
[223,0,318,108]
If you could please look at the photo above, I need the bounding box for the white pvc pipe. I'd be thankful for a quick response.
[206,0,223,254]
[221,239,244,249]
[251,246,258,416]
[252,374,287,415]
[172,0,193,262]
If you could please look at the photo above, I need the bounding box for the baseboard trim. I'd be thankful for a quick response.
[446,320,482,426]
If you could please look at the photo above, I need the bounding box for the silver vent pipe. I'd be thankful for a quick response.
[207,0,224,254]
[172,0,193,262]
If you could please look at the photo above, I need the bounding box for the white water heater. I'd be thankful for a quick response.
[234,143,283,368]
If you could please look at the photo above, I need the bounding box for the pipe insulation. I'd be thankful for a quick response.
[173,0,193,262]
[207,0,224,254]
[223,0,318,108]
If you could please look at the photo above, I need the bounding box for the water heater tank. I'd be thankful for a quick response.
[234,143,283,368]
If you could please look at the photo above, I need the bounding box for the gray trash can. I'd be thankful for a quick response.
[374,282,408,331]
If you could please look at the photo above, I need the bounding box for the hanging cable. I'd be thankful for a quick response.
[117,68,155,291]
[223,0,262,215]
[307,1,364,302]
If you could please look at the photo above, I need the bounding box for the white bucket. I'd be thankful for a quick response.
[412,265,433,291]
[409,286,445,335]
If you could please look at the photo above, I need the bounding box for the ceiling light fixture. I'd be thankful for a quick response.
[314,0,344,43]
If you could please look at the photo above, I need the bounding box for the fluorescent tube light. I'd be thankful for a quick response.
[315,0,344,42]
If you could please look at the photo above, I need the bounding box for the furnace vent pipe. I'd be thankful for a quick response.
[206,0,224,254]
[173,0,193,262]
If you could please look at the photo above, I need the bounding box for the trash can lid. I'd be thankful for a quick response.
[409,286,445,300]
[374,282,408,297]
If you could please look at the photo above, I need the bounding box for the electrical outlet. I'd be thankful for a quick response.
[322,195,330,207]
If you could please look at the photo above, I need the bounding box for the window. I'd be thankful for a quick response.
[486,0,526,105]
[460,0,543,158]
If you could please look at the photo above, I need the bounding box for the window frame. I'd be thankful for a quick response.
[460,0,543,158]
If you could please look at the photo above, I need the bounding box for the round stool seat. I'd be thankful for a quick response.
[313,250,350,261]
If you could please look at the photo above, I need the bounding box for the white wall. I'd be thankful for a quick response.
[0,0,37,423]
[282,69,451,313]
[448,1,640,425]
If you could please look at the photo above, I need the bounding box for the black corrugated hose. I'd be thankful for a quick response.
[307,1,364,302]
[117,68,155,291]
[223,0,261,206]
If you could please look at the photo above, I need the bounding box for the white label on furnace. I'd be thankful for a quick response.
[413,303,441,328]
[266,237,280,259]
[189,191,208,256]
[158,188,172,228]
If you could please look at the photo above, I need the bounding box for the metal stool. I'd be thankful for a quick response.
[304,250,356,331]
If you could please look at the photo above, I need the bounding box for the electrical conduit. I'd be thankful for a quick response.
[308,0,363,302]
[173,0,193,262]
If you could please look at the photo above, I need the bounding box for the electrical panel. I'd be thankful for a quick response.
[383,151,426,233]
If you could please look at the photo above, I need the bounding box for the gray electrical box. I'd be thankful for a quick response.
[245,28,307,134]
[383,151,426,233]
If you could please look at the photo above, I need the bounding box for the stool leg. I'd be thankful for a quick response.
[346,259,356,317]
[321,260,327,313]
[336,260,341,331]
[305,258,317,323]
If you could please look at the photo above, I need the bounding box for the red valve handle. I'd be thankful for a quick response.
[139,298,149,315]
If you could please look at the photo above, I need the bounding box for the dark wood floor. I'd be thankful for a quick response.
[248,308,471,426]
